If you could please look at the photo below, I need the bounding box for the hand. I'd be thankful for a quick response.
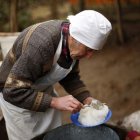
[83,97,94,105]
[50,95,83,113]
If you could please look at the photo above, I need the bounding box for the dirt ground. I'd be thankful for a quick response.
[54,36,140,124]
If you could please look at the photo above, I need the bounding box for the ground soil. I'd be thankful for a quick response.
[54,36,140,124]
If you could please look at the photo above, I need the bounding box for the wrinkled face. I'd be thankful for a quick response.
[68,36,95,60]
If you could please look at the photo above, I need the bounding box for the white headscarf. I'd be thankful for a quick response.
[67,10,112,50]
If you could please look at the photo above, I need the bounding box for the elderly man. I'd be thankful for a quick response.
[0,10,112,140]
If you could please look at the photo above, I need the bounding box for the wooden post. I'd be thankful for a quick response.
[50,0,58,19]
[79,0,86,11]
[115,0,125,44]
[10,0,18,32]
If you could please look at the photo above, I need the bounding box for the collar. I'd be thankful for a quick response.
[57,22,73,69]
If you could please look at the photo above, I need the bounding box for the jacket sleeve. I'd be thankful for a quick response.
[59,60,92,103]
[2,29,56,112]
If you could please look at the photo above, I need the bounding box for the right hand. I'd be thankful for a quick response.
[50,95,83,113]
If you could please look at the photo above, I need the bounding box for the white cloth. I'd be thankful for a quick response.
[0,93,61,140]
[34,34,76,88]
[0,34,76,140]
[67,10,112,50]
[121,110,140,132]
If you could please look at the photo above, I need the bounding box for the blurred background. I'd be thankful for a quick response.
[0,0,140,125]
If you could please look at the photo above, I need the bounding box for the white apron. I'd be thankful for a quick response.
[0,34,76,140]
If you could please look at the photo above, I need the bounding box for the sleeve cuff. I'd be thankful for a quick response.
[32,92,52,112]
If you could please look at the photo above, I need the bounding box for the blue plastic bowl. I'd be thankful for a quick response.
[71,110,112,127]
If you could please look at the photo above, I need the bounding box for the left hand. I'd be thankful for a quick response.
[83,97,94,105]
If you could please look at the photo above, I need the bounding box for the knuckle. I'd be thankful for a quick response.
[69,95,74,100]
[69,95,73,98]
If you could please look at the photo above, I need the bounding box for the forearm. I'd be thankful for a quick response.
[59,60,92,102]
[59,72,92,102]
[3,87,52,112]
[3,75,53,112]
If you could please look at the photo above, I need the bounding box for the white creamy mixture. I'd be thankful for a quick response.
[78,100,109,126]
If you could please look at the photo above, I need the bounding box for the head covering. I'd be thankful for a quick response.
[67,10,112,50]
